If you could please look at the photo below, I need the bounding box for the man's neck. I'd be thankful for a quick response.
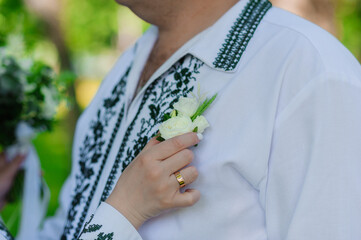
[155,0,240,60]
[130,0,240,99]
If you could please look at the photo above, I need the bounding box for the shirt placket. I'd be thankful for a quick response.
[124,39,207,127]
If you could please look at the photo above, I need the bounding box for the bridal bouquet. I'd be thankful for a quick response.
[0,53,63,203]
[0,55,61,150]
[0,51,71,238]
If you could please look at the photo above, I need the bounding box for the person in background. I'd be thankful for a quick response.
[0,154,25,211]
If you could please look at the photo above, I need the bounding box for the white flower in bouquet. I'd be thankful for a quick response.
[41,86,59,119]
[0,48,63,237]
[0,52,65,150]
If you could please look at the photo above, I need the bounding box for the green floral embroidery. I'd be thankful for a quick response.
[82,224,102,234]
[78,215,114,240]
[213,0,272,71]
[62,64,132,240]
[95,232,114,240]
[100,56,204,202]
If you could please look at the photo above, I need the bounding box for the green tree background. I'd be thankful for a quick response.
[0,0,360,235]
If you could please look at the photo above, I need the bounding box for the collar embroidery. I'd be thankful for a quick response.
[213,0,272,71]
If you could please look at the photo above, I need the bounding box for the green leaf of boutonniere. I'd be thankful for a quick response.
[155,132,165,142]
[170,109,177,118]
[191,93,217,121]
[163,113,171,121]
[156,136,165,142]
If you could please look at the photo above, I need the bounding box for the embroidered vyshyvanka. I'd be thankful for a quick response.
[2,0,361,239]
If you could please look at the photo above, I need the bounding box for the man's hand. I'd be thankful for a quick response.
[106,132,201,229]
[0,153,26,210]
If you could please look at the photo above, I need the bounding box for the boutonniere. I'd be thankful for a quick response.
[156,87,217,142]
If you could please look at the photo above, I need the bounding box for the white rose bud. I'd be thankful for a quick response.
[41,86,58,119]
[192,115,210,133]
[173,96,199,117]
[159,116,193,140]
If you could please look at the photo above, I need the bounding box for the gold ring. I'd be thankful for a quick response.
[174,171,186,188]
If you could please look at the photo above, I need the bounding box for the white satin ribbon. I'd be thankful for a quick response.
[5,122,49,239]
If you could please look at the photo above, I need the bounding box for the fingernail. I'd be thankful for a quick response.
[197,133,203,141]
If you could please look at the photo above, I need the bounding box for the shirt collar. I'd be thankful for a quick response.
[188,0,272,73]
[140,0,272,75]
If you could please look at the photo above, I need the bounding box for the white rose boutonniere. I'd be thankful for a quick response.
[158,115,194,140]
[156,89,217,142]
[173,96,199,117]
[192,116,210,134]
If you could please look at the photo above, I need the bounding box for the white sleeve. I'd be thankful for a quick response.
[1,161,141,240]
[265,73,361,240]
[78,202,143,240]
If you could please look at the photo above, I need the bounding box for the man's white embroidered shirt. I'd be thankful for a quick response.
[1,0,361,239]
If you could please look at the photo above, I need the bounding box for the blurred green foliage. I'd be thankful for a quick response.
[0,0,45,49]
[33,121,72,217]
[0,0,120,54]
[62,0,119,54]
[337,0,361,60]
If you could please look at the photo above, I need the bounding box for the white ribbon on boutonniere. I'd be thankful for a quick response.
[156,86,217,142]
[5,122,49,240]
